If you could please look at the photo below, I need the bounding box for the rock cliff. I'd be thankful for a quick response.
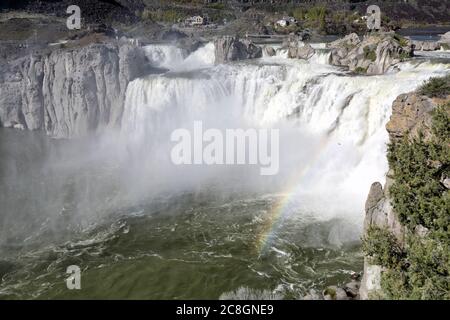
[359,91,446,299]
[0,40,147,138]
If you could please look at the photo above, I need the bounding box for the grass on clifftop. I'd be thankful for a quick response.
[419,74,450,99]
[363,101,450,300]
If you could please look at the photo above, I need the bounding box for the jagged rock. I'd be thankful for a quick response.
[438,31,450,49]
[386,93,435,141]
[360,179,404,300]
[264,46,276,57]
[0,40,147,138]
[282,35,315,60]
[344,281,360,298]
[365,182,384,214]
[214,36,262,64]
[328,32,413,75]
[440,31,450,42]
[295,44,316,60]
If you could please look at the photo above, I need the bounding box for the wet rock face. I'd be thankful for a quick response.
[214,36,262,64]
[0,41,147,138]
[328,32,413,75]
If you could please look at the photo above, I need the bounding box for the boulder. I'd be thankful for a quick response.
[283,36,315,60]
[295,44,316,60]
[323,286,350,300]
[214,36,262,64]
[264,46,276,57]
[344,281,360,298]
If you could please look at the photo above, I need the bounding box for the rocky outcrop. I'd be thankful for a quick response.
[0,40,147,138]
[359,91,440,299]
[264,46,276,57]
[411,40,441,51]
[386,93,435,141]
[328,32,413,75]
[409,31,450,51]
[214,36,262,64]
[281,36,316,60]
[359,180,403,299]
[288,43,315,60]
[439,31,450,50]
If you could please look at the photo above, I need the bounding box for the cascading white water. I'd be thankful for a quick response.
[144,43,215,71]
[121,42,449,229]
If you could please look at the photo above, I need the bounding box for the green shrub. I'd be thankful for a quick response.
[393,34,409,47]
[363,46,377,62]
[418,75,450,98]
[354,66,368,74]
[362,227,404,268]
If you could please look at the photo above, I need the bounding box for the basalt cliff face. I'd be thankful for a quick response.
[360,91,446,299]
[0,41,147,138]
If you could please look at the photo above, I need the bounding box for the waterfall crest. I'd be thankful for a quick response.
[121,44,449,221]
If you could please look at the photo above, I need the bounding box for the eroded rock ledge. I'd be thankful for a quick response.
[0,40,147,138]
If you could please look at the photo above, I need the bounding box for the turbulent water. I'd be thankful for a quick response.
[0,42,448,299]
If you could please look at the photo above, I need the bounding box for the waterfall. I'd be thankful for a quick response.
[144,43,215,71]
[121,44,449,222]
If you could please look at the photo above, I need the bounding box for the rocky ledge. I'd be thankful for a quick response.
[0,39,147,138]
[328,32,414,75]
[410,31,450,51]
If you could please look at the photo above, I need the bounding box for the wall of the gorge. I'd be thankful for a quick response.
[0,41,147,138]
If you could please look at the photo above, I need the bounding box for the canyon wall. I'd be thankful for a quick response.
[0,41,147,138]
[360,91,447,299]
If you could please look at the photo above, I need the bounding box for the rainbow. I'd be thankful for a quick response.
[256,136,330,255]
